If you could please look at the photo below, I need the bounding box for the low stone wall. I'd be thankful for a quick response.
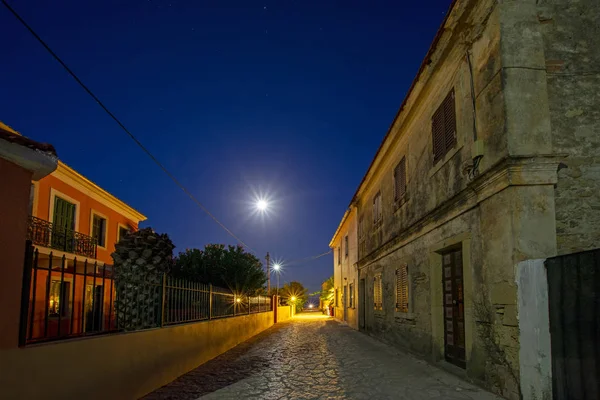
[0,311,274,400]
[277,305,293,322]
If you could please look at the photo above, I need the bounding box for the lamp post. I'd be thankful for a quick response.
[273,263,281,305]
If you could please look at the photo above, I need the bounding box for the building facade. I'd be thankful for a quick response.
[1,121,147,343]
[330,208,358,329]
[329,0,600,398]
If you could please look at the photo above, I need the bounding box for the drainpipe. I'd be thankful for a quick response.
[466,49,484,179]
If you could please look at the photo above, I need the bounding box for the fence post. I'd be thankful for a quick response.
[18,241,34,347]
[160,273,166,327]
[209,284,213,320]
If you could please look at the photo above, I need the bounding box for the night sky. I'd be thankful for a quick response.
[1,0,451,293]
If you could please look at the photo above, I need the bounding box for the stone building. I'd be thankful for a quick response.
[329,0,599,398]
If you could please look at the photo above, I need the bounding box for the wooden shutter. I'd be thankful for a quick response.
[374,274,382,310]
[432,89,457,163]
[394,157,407,201]
[396,265,409,312]
[443,90,457,151]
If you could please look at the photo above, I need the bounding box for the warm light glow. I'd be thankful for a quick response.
[291,296,296,302]
[308,304,313,308]
[273,263,281,271]
[236,297,242,303]
[256,199,268,211]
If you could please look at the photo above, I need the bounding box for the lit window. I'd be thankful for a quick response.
[49,280,71,317]
[349,283,354,308]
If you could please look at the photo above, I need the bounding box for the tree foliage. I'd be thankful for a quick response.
[171,244,267,295]
[281,281,309,312]
[319,276,335,307]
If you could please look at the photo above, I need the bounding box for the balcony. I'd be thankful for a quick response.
[27,216,97,259]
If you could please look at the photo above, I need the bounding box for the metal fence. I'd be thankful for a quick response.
[19,242,273,345]
[546,248,600,400]
[26,215,97,259]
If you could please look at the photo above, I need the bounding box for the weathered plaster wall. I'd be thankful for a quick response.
[537,0,600,254]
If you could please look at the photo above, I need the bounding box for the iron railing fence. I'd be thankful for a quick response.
[27,216,97,259]
[19,241,273,346]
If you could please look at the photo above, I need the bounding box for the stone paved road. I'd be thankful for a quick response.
[145,314,501,400]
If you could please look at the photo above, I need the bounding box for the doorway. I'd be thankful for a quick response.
[442,248,466,368]
[358,278,366,330]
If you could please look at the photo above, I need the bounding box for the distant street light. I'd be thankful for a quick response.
[309,304,313,309]
[291,296,296,302]
[273,263,281,298]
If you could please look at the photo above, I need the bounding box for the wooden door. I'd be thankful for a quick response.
[443,248,466,368]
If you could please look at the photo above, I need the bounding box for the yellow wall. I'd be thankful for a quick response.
[0,311,274,400]
[276,305,293,322]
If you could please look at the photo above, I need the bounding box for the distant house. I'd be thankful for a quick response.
[0,121,147,343]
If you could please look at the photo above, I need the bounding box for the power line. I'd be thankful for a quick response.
[285,250,332,267]
[2,0,253,251]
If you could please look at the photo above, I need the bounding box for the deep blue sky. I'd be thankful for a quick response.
[1,0,450,293]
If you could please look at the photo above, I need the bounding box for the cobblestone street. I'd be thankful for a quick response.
[145,314,501,400]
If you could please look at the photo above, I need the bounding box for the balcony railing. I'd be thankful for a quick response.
[27,216,97,259]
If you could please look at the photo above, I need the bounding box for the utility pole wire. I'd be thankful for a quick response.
[1,0,254,251]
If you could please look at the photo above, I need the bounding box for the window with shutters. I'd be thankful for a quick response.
[374,274,383,310]
[396,265,409,313]
[349,283,355,308]
[432,89,457,164]
[394,157,407,202]
[344,235,349,258]
[337,247,341,265]
[373,192,382,226]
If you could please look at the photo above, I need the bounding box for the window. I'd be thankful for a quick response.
[373,192,382,225]
[344,235,349,258]
[92,214,107,247]
[358,216,364,238]
[49,280,71,317]
[335,288,339,307]
[396,264,409,313]
[349,283,355,308]
[118,226,129,243]
[394,157,407,201]
[374,274,383,310]
[337,247,341,265]
[432,89,457,163]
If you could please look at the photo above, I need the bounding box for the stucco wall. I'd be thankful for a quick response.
[0,157,33,349]
[0,311,274,400]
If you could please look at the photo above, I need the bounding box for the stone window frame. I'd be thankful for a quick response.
[344,235,349,258]
[349,282,355,308]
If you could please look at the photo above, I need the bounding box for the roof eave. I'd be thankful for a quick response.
[347,0,459,207]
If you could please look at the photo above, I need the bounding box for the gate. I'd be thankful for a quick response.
[546,248,600,400]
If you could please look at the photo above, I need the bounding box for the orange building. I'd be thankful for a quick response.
[1,121,147,343]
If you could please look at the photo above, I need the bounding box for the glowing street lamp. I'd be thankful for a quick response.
[273,263,281,297]
[291,296,296,302]
[256,199,268,211]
